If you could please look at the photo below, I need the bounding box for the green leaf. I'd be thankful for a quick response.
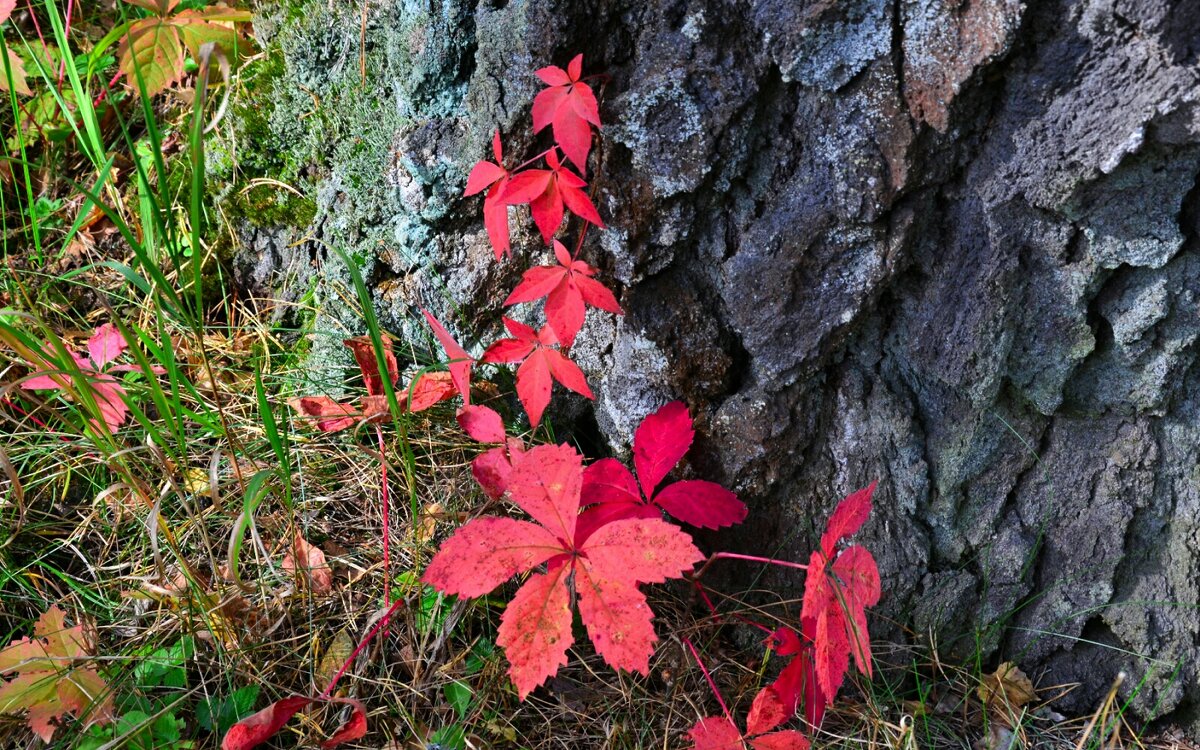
[197,684,259,735]
[443,680,472,720]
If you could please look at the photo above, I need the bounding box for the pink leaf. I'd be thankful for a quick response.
[633,401,694,498]
[497,566,573,699]
[574,565,657,674]
[581,517,702,584]
[506,444,582,541]
[422,516,563,598]
[688,717,743,750]
[580,458,642,506]
[746,686,788,736]
[457,405,506,443]
[749,731,811,750]
[86,324,128,368]
[652,480,747,529]
[820,482,876,558]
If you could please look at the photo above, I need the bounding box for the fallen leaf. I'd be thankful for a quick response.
[281,534,333,593]
[978,662,1036,711]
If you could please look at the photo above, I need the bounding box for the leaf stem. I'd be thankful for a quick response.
[376,424,390,636]
[692,551,808,581]
[510,147,557,173]
[318,596,407,699]
[683,637,735,727]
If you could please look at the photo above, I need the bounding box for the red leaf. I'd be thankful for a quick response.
[688,717,743,750]
[483,185,512,259]
[86,323,128,368]
[288,396,356,433]
[497,566,573,699]
[652,480,747,529]
[516,351,554,427]
[574,502,659,544]
[545,278,586,347]
[471,440,522,499]
[401,371,459,412]
[507,444,582,541]
[819,482,876,558]
[505,264,567,306]
[482,337,535,364]
[749,731,811,750]
[746,686,788,736]
[221,695,312,750]
[581,458,641,506]
[544,349,593,398]
[766,627,802,657]
[320,699,367,749]
[342,336,398,398]
[421,516,564,598]
[466,160,506,195]
[457,404,506,443]
[531,54,601,169]
[633,401,694,497]
[505,242,621,346]
[832,545,881,677]
[580,517,703,584]
[574,565,657,674]
[421,309,473,403]
[281,533,333,593]
[221,696,366,750]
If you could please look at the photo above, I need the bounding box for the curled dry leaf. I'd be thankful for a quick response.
[978,662,1037,712]
[281,534,333,594]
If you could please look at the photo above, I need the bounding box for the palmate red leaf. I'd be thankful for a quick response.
[688,688,812,750]
[531,54,601,170]
[483,319,593,427]
[500,152,603,243]
[221,695,366,750]
[424,442,701,699]
[580,402,746,529]
[504,240,622,346]
[496,566,573,699]
[688,717,743,750]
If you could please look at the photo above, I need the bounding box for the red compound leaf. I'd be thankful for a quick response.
[580,401,747,529]
[482,319,592,427]
[505,240,622,346]
[423,442,700,699]
[532,53,601,170]
[500,151,603,244]
[687,686,811,750]
[800,485,881,702]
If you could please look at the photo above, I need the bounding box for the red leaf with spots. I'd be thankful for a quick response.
[532,54,601,170]
[423,442,701,699]
[505,240,622,346]
[580,401,747,529]
[688,686,811,750]
[457,404,506,443]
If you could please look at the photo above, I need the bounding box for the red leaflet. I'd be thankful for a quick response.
[504,240,622,346]
[222,696,366,750]
[421,309,474,403]
[290,337,459,432]
[500,151,604,244]
[687,686,811,750]
[481,318,593,427]
[21,322,164,433]
[457,404,506,443]
[532,53,601,170]
[797,484,881,704]
[422,443,703,698]
[580,401,747,530]
[464,131,512,259]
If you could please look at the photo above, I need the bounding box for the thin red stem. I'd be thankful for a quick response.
[689,578,773,635]
[692,551,808,582]
[58,0,74,84]
[25,1,46,49]
[683,637,735,727]
[318,596,406,699]
[376,424,390,634]
[510,147,557,173]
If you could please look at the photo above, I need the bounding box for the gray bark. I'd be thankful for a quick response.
[221,0,1200,730]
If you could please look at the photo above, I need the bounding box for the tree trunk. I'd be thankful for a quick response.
[222,0,1200,731]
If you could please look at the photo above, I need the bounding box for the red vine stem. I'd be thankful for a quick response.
[692,551,808,581]
[318,596,406,699]
[689,578,773,635]
[683,636,735,727]
[376,423,390,636]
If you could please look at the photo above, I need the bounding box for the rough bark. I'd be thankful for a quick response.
[220,0,1200,730]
